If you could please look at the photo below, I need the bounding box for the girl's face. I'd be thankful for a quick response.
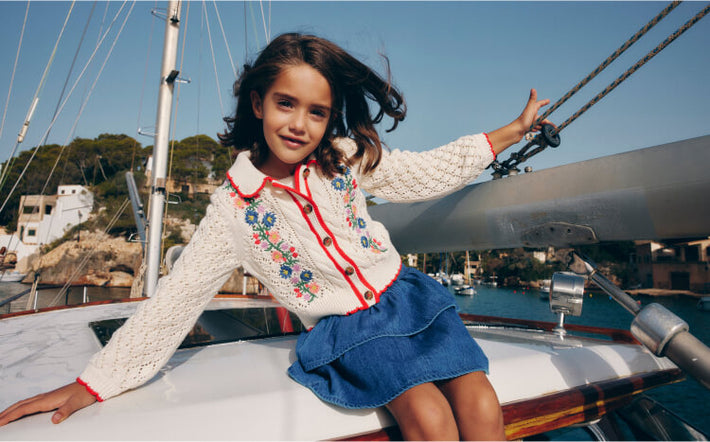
[251,64,333,178]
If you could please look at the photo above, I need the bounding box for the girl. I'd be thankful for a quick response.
[0,33,552,440]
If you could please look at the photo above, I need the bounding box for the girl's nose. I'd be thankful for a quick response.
[289,110,306,133]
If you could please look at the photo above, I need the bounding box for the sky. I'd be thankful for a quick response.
[0,1,708,184]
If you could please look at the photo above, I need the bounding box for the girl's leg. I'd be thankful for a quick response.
[386,382,459,441]
[437,371,506,441]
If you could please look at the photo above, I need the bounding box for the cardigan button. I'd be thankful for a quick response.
[364,291,374,301]
[303,204,313,214]
[344,266,355,276]
[322,237,332,247]
[303,168,310,178]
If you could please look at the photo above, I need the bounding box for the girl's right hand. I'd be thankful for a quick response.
[0,381,97,426]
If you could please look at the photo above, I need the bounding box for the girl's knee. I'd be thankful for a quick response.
[387,385,459,440]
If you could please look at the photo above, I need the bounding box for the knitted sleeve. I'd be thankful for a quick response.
[339,134,495,203]
[78,194,242,401]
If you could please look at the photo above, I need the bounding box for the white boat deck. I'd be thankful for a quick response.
[0,298,676,440]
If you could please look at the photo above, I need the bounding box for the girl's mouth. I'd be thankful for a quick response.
[280,135,307,149]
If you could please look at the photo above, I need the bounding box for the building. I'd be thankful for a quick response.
[0,185,94,264]
[634,239,710,292]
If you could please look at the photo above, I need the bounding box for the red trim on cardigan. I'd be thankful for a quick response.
[483,132,496,160]
[76,377,104,402]
[226,171,271,199]
[301,170,379,297]
[376,262,403,303]
[286,191,369,309]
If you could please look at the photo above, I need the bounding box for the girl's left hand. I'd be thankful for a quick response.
[517,88,554,133]
[487,88,555,155]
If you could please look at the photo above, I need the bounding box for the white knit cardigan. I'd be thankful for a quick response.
[78,134,495,401]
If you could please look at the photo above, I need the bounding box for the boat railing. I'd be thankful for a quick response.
[0,288,31,315]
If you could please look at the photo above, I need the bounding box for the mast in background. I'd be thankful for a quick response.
[144,0,181,297]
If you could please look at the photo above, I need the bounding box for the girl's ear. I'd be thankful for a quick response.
[251,91,264,119]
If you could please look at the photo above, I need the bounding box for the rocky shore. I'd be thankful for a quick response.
[18,232,142,288]
[15,231,255,295]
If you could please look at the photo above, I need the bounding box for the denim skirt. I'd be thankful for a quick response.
[287,266,489,409]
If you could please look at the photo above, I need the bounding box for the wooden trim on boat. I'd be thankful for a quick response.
[502,367,684,440]
[459,313,639,344]
[339,368,684,441]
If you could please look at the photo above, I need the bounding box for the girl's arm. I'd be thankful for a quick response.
[353,88,553,203]
[0,191,243,426]
[486,88,552,155]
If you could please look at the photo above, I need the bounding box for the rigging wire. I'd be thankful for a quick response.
[248,2,262,51]
[492,1,710,177]
[48,198,131,307]
[202,1,226,118]
[259,0,271,44]
[0,0,30,143]
[212,0,237,79]
[0,1,130,218]
[0,1,76,196]
[130,0,159,172]
[40,1,137,198]
[163,0,191,268]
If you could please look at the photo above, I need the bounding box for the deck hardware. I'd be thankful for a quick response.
[568,251,710,390]
[630,303,688,356]
[549,272,585,336]
[521,222,598,248]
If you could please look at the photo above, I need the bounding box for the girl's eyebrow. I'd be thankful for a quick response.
[273,92,331,112]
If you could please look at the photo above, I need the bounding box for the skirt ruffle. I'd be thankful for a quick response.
[287,266,489,409]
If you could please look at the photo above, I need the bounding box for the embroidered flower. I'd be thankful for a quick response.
[360,236,369,248]
[224,180,320,303]
[279,265,293,279]
[262,212,276,228]
[332,178,346,191]
[330,167,388,254]
[300,270,313,282]
[245,209,259,225]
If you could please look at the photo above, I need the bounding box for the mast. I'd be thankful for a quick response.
[144,0,182,297]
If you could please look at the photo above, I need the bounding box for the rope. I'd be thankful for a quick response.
[533,1,681,129]
[492,2,710,177]
[555,2,710,134]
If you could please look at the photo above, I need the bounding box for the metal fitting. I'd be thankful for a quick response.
[631,303,689,356]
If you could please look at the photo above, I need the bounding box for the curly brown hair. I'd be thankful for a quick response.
[218,33,406,177]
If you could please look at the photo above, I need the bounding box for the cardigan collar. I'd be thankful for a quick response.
[226,151,315,199]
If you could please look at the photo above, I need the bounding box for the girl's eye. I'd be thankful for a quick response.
[277,100,293,108]
[311,109,328,118]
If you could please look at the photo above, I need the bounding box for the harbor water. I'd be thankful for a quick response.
[452,284,710,436]
[1,282,708,434]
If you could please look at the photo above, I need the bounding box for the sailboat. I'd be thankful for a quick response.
[1,1,709,440]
